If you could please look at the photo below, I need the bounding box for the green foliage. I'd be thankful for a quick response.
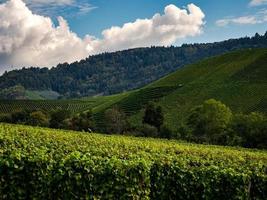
[143,102,164,131]
[28,110,49,127]
[104,107,129,134]
[231,112,267,148]
[137,124,159,138]
[0,85,26,100]
[49,109,71,129]
[159,125,173,139]
[187,99,233,143]
[10,109,31,124]
[0,123,266,199]
[68,111,95,132]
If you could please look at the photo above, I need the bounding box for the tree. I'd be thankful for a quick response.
[49,109,71,129]
[29,110,49,127]
[0,85,26,100]
[187,99,232,144]
[104,107,128,134]
[231,112,267,148]
[142,102,164,131]
[69,111,95,132]
[10,109,31,124]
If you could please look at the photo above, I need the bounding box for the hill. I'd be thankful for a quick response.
[0,32,267,99]
[1,48,266,132]
[0,123,266,199]
[92,48,267,131]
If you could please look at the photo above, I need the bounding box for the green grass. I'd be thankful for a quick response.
[0,48,266,131]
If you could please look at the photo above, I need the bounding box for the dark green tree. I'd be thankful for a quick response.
[231,112,267,148]
[142,102,164,131]
[10,110,31,124]
[49,109,71,129]
[69,111,95,132]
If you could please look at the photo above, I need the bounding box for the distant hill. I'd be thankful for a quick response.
[0,32,267,99]
[1,48,266,132]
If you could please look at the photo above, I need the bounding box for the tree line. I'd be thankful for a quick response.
[1,99,266,149]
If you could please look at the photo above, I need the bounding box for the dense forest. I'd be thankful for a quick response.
[0,32,267,99]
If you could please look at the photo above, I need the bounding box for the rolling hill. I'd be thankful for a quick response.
[0,32,267,99]
[0,48,266,132]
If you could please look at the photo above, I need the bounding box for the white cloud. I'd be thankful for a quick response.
[0,0,205,73]
[24,0,97,16]
[216,16,259,26]
[216,9,267,26]
[249,0,267,6]
[0,0,91,71]
[90,3,205,54]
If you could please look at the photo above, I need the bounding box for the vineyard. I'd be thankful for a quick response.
[0,94,122,114]
[0,123,266,199]
[0,49,266,132]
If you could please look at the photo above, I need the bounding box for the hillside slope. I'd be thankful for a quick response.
[93,48,267,130]
[0,48,266,132]
[0,33,267,99]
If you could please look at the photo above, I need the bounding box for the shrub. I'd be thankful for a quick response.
[138,124,159,137]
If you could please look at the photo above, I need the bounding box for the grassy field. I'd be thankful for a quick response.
[0,48,266,131]
[0,123,266,199]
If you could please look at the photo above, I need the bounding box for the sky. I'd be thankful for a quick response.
[0,0,266,73]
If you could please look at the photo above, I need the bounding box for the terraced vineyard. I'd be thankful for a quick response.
[0,99,98,114]
[0,123,266,199]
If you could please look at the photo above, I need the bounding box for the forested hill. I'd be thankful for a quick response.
[0,32,267,99]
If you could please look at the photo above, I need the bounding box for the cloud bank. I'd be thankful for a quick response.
[0,0,205,73]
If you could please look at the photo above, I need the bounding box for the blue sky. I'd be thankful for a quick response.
[0,0,266,72]
[61,0,267,44]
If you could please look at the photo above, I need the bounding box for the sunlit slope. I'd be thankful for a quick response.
[137,48,267,128]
